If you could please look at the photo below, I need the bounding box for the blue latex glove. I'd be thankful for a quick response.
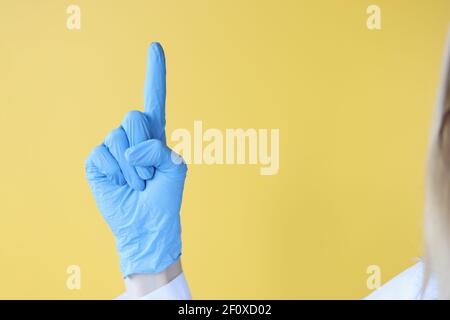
[85,43,187,277]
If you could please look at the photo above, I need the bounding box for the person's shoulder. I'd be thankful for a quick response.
[364,261,438,300]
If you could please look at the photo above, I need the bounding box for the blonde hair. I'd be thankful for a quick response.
[424,28,450,299]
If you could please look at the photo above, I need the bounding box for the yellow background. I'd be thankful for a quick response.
[0,0,449,299]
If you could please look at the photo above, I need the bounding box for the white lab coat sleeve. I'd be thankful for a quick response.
[364,261,438,300]
[116,272,191,300]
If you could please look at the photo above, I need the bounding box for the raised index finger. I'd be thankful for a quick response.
[144,42,166,143]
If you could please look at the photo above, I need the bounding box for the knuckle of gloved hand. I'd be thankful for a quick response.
[152,138,164,150]
[85,145,100,169]
[123,110,145,126]
[85,152,94,170]
[105,127,125,146]
[169,149,188,174]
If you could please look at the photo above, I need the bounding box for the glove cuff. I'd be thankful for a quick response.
[119,239,182,277]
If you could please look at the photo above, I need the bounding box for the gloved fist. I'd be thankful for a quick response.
[85,43,187,277]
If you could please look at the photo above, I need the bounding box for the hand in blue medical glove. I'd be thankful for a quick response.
[85,43,187,277]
